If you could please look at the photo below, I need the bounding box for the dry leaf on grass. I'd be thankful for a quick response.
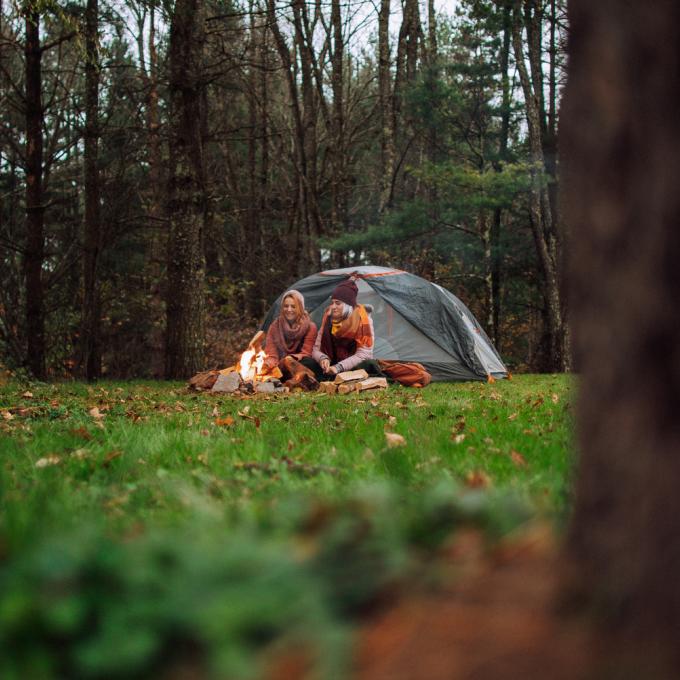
[89,407,105,419]
[215,416,235,427]
[237,409,261,428]
[465,470,492,488]
[70,426,92,440]
[22,391,33,399]
[385,432,406,448]
[102,450,123,466]
[1,410,13,421]
[35,455,61,468]
[508,412,518,421]
[551,393,560,404]
[510,450,528,467]
[451,433,466,444]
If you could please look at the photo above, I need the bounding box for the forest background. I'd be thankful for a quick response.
[0,0,568,381]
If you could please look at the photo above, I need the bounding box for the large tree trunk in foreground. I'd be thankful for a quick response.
[563,0,680,670]
[165,0,207,379]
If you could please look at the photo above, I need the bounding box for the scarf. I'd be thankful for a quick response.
[270,315,311,359]
[320,304,373,363]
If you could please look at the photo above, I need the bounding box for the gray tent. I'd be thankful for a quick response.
[262,266,508,382]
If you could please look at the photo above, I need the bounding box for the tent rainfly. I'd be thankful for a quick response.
[262,266,508,382]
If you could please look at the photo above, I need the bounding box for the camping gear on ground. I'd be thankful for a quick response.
[377,360,432,387]
[262,266,508,382]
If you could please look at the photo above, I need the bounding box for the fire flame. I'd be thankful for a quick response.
[239,347,266,382]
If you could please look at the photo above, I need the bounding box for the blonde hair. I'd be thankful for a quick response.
[281,290,307,323]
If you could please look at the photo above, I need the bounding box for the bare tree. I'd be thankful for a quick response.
[80,0,102,380]
[22,2,46,378]
[511,0,567,371]
[164,0,208,378]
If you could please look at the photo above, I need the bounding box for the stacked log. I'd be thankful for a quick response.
[319,370,388,395]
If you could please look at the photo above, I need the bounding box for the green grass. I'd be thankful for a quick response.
[0,375,574,678]
[0,376,573,539]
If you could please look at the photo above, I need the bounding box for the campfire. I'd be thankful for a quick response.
[238,345,266,383]
[190,331,385,395]
[229,331,284,393]
[187,331,285,394]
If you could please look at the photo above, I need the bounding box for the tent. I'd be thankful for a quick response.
[262,266,508,382]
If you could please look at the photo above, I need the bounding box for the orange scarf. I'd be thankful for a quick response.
[320,304,373,362]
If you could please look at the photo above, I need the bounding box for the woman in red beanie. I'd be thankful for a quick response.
[312,277,377,378]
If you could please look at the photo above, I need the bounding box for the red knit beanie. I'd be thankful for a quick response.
[331,278,358,307]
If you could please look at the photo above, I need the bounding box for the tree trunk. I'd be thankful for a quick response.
[490,0,513,347]
[267,0,316,275]
[80,0,102,380]
[330,0,347,234]
[563,0,680,671]
[292,0,321,271]
[165,0,207,379]
[147,1,164,271]
[378,0,395,213]
[512,0,566,371]
[23,6,46,379]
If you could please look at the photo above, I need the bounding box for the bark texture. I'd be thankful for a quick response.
[81,0,102,380]
[23,7,46,379]
[378,0,394,213]
[563,0,680,665]
[165,0,207,379]
[512,0,566,372]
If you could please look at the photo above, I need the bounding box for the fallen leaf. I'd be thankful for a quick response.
[211,406,219,417]
[510,450,528,467]
[453,418,466,433]
[387,415,397,427]
[465,470,492,488]
[72,448,89,460]
[508,412,518,421]
[22,391,33,399]
[451,433,466,444]
[385,432,406,448]
[89,407,105,419]
[1,410,13,421]
[215,416,234,427]
[489,390,501,401]
[551,393,560,404]
[102,450,123,466]
[36,455,61,468]
[70,426,92,440]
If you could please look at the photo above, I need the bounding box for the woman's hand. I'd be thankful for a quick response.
[320,358,330,373]
[328,365,338,376]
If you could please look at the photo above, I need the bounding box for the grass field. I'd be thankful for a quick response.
[0,375,574,678]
